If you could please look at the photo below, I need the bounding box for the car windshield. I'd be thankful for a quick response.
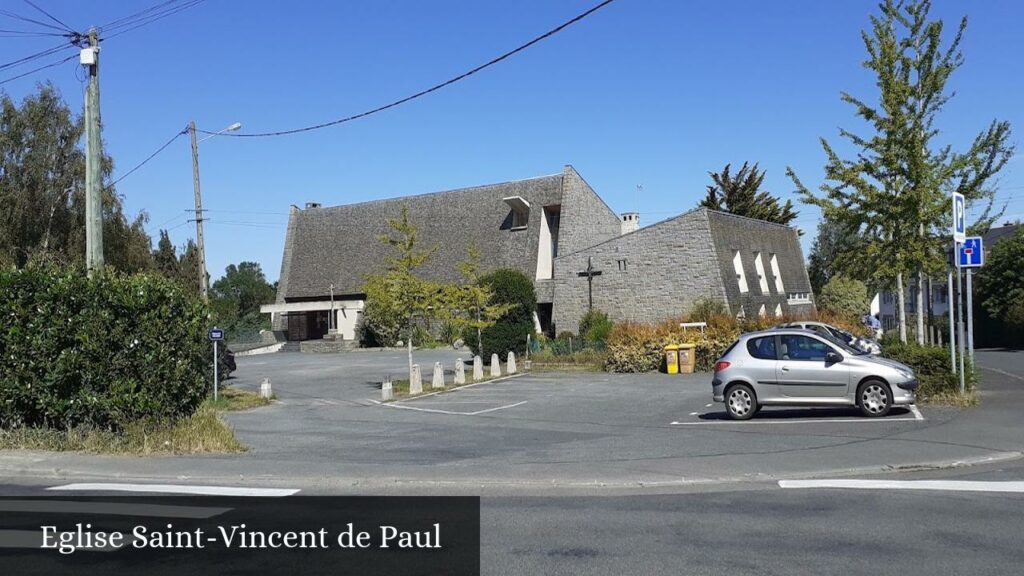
[819,331,865,355]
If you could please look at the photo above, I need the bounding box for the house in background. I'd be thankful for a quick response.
[871,222,1020,331]
[262,165,814,343]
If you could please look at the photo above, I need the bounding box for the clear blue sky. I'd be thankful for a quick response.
[2,0,1021,283]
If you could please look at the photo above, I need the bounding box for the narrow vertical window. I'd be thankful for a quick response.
[769,253,784,292]
[733,250,749,294]
[754,252,770,293]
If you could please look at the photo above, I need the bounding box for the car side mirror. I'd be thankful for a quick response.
[825,351,843,364]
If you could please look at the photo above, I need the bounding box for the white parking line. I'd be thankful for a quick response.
[47,483,299,497]
[376,400,528,416]
[910,404,924,420]
[670,416,921,426]
[779,479,1024,493]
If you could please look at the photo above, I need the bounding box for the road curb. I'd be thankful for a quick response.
[2,451,1020,494]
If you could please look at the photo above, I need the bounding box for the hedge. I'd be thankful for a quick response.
[881,342,977,399]
[605,313,872,373]
[1,267,211,429]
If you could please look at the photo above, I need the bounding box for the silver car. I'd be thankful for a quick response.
[711,328,918,420]
[777,321,883,355]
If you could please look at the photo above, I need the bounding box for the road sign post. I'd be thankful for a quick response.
[208,327,225,402]
[947,270,955,375]
[958,236,983,370]
[950,193,967,393]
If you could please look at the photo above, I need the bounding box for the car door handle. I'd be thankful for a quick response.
[780,366,790,372]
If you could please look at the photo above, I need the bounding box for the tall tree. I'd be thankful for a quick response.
[700,162,798,226]
[153,230,180,278]
[788,0,1014,343]
[0,84,154,270]
[442,242,514,355]
[807,216,859,295]
[210,261,276,318]
[364,206,441,378]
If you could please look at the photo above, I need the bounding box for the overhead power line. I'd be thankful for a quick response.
[200,0,618,138]
[101,0,205,40]
[0,7,69,33]
[22,0,73,33]
[0,52,74,86]
[105,126,190,189]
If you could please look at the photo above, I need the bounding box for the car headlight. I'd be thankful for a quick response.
[897,369,914,380]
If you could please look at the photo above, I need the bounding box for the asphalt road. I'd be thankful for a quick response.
[2,461,1023,576]
[0,348,1022,574]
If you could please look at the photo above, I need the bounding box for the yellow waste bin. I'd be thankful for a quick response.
[664,344,680,374]
[678,343,696,374]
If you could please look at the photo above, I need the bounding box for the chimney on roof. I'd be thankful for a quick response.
[620,212,639,235]
[305,202,321,209]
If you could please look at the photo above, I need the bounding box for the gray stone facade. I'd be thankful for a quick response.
[552,209,727,333]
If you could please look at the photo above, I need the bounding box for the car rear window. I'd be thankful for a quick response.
[746,336,777,360]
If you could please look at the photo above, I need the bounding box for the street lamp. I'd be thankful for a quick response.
[189,120,242,300]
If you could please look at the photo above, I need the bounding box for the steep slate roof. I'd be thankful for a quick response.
[280,174,563,300]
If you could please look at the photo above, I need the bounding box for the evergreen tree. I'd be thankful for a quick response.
[363,206,441,377]
[442,242,514,355]
[153,230,180,278]
[700,162,798,226]
[788,0,1014,343]
[807,217,859,295]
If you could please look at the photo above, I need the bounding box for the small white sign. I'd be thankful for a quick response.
[952,192,966,243]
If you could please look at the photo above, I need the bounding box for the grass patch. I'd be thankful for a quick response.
[0,387,273,455]
[0,405,244,455]
[207,386,274,411]
[385,373,505,399]
[918,389,980,407]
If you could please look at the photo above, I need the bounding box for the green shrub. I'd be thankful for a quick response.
[817,275,869,320]
[881,342,977,399]
[471,269,536,357]
[578,309,614,343]
[0,267,211,429]
[358,291,401,347]
[687,298,729,322]
[557,331,576,340]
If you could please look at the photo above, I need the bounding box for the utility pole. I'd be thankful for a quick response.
[83,28,103,275]
[189,120,209,300]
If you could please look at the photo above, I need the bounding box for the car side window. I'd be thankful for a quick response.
[746,336,777,360]
[780,335,833,361]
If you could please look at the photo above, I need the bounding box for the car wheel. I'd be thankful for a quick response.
[857,380,892,417]
[725,384,757,420]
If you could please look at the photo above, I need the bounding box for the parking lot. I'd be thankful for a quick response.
[200,351,994,490]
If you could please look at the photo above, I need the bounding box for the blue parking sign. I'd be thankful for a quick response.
[208,328,225,341]
[958,236,983,268]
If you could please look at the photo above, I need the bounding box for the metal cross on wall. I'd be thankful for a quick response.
[577,256,603,311]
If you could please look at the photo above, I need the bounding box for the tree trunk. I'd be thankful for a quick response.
[407,318,414,380]
[916,270,925,345]
[476,306,483,357]
[896,272,907,343]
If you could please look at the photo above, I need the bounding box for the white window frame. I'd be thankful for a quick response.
[754,252,770,294]
[769,253,784,293]
[787,292,812,305]
[732,250,749,294]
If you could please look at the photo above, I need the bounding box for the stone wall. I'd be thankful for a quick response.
[551,210,727,334]
[556,165,622,258]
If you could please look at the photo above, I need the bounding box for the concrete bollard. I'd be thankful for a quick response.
[507,352,517,374]
[473,356,484,381]
[490,353,501,377]
[432,361,445,389]
[454,358,466,385]
[259,378,273,399]
[382,378,393,401]
[524,359,532,371]
[410,364,423,395]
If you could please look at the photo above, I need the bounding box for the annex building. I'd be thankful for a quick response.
[262,165,814,341]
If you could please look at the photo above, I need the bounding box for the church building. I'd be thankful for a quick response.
[262,165,814,341]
